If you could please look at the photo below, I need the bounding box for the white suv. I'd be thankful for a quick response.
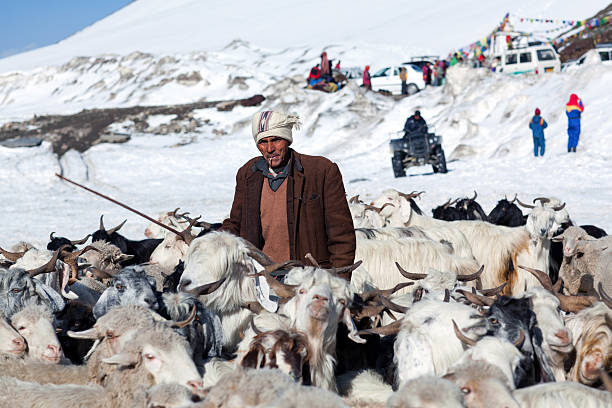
[370,64,426,95]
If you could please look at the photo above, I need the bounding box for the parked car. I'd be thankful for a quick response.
[402,56,440,69]
[340,66,363,80]
[370,64,425,95]
[562,43,612,71]
[496,43,561,75]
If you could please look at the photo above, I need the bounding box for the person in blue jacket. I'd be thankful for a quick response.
[529,108,547,157]
[565,93,584,153]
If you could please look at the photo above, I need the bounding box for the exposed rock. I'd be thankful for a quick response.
[0,136,42,148]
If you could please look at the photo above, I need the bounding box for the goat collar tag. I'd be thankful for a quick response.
[253,261,279,313]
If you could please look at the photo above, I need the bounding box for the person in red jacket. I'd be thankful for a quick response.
[362,65,371,90]
[422,63,431,86]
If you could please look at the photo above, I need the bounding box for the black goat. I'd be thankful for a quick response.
[46,232,90,252]
[56,299,96,364]
[487,195,525,227]
[432,198,466,221]
[455,191,488,221]
[91,216,162,265]
[484,296,554,388]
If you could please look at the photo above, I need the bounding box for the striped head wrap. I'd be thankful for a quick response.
[251,111,301,145]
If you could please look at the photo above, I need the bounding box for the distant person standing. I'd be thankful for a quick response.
[320,52,330,77]
[565,93,584,153]
[362,65,371,90]
[529,108,548,157]
[422,63,431,86]
[399,67,408,95]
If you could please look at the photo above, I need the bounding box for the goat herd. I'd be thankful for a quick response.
[0,189,610,407]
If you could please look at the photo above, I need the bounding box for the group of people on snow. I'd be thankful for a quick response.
[306,52,343,93]
[529,93,584,157]
[422,60,448,87]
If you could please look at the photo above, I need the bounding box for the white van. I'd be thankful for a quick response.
[370,64,426,95]
[497,44,561,75]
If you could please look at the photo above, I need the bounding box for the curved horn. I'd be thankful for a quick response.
[510,194,518,204]
[519,265,597,313]
[444,289,451,302]
[168,207,180,217]
[377,203,395,213]
[360,281,415,302]
[445,198,460,209]
[243,240,273,267]
[67,328,99,340]
[26,247,64,277]
[0,247,27,262]
[516,198,535,209]
[185,277,227,296]
[171,305,197,329]
[348,195,360,204]
[250,319,264,335]
[456,265,484,282]
[60,245,100,282]
[99,215,106,231]
[305,253,320,268]
[107,219,127,235]
[513,328,525,348]
[395,262,427,280]
[70,234,91,245]
[598,282,612,310]
[50,232,56,241]
[379,296,409,314]
[479,282,507,297]
[358,319,402,336]
[469,190,477,201]
[441,198,452,209]
[452,319,477,346]
[399,191,425,200]
[261,270,297,299]
[330,260,363,279]
[533,197,550,205]
[552,202,566,212]
[457,289,494,307]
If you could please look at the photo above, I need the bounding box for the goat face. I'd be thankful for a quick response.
[526,207,557,240]
[0,313,25,357]
[0,269,64,317]
[524,288,572,354]
[149,233,188,271]
[11,303,63,363]
[79,242,132,275]
[488,199,524,227]
[93,267,158,319]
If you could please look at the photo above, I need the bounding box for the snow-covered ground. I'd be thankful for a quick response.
[1,0,611,248]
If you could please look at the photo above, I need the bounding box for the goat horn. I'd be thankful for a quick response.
[26,246,65,277]
[533,197,550,205]
[70,234,91,245]
[67,328,99,340]
[395,262,427,280]
[522,265,598,313]
[360,281,415,302]
[265,260,304,274]
[0,247,27,262]
[244,240,273,267]
[107,219,127,235]
[329,260,363,279]
[514,329,525,348]
[61,245,100,282]
[348,195,360,204]
[50,232,56,240]
[379,296,409,314]
[250,319,264,335]
[242,302,264,314]
[172,305,197,329]
[456,265,484,282]
[457,289,494,307]
[168,208,180,216]
[469,190,477,201]
[358,319,402,336]
[598,282,612,310]
[99,215,106,231]
[552,202,566,211]
[516,198,535,209]
[518,265,553,291]
[352,304,386,320]
[444,289,451,302]
[441,198,452,209]
[600,370,612,394]
[452,319,477,346]
[305,253,320,268]
[511,193,518,203]
[185,277,227,296]
[479,282,507,296]
[553,278,562,293]
[260,270,297,299]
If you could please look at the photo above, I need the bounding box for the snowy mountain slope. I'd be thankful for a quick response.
[1,1,611,247]
[0,0,608,73]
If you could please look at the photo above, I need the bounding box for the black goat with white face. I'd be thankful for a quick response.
[0,268,65,318]
[91,216,162,265]
[483,296,555,388]
[488,196,525,227]
[92,266,159,319]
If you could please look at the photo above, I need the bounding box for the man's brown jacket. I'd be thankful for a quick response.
[220,150,356,268]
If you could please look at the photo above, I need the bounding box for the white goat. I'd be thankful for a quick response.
[387,375,465,408]
[10,302,63,363]
[513,382,612,408]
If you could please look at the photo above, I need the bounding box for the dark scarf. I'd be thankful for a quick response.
[255,156,291,192]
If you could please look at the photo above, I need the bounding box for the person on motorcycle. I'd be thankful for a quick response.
[403,110,427,135]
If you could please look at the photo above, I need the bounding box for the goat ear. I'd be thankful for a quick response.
[102,351,139,366]
[240,348,261,369]
[33,279,65,313]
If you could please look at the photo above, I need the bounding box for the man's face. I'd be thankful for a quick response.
[257,136,290,168]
